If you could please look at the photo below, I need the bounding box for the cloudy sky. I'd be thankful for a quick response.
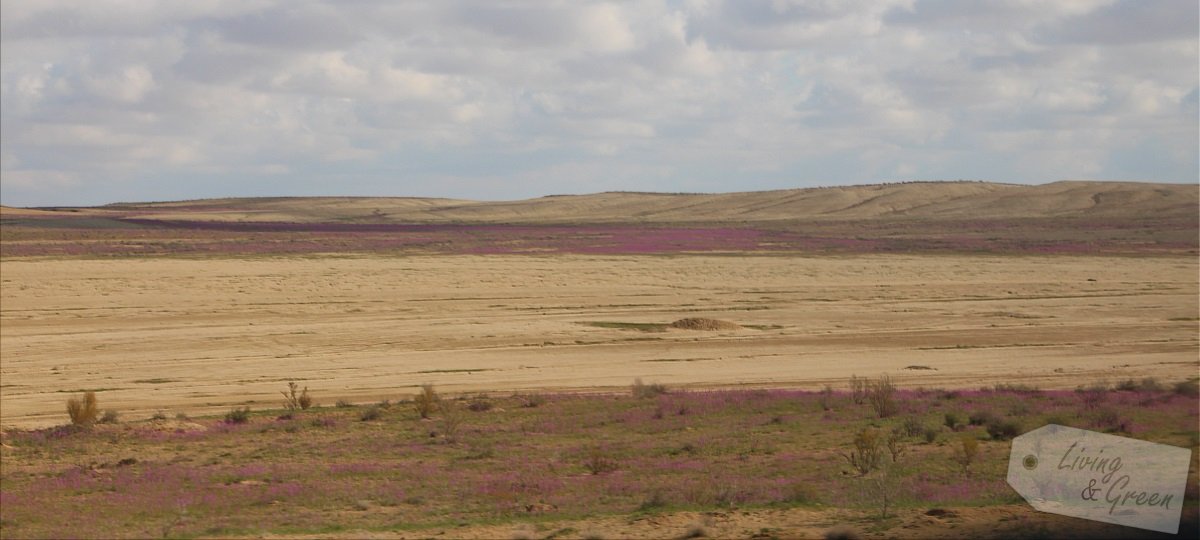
[1,0,1196,206]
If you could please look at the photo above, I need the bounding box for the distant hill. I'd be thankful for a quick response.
[13,180,1199,224]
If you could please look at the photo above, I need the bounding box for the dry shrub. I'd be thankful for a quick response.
[867,375,897,418]
[98,410,120,424]
[66,391,99,426]
[819,385,835,411]
[414,384,440,419]
[439,400,464,443]
[583,446,619,475]
[632,378,668,399]
[282,381,313,411]
[849,375,867,405]
[886,428,906,462]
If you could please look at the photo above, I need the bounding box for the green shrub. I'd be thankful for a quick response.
[901,416,924,437]
[968,410,999,426]
[224,407,251,424]
[943,412,960,430]
[952,435,979,474]
[985,418,1022,440]
[66,391,99,426]
[923,427,939,444]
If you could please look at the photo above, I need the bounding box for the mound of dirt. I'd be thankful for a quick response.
[669,318,741,331]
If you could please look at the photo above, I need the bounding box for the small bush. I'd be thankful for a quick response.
[1092,408,1130,433]
[335,399,353,408]
[414,384,440,419]
[985,418,1022,441]
[151,411,168,421]
[923,427,939,444]
[631,378,668,399]
[583,447,619,475]
[467,395,493,412]
[516,393,546,408]
[224,407,251,424]
[968,410,999,427]
[840,428,883,475]
[952,435,979,474]
[97,410,120,424]
[901,416,924,437]
[1173,379,1199,398]
[943,412,960,430]
[359,405,382,421]
[66,391,99,426]
[636,491,668,512]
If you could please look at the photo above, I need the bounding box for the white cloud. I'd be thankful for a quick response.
[0,0,1195,206]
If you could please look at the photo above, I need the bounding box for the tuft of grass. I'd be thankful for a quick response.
[97,409,120,424]
[66,391,99,426]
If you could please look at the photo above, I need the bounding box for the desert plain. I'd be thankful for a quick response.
[1,252,1197,428]
[1,180,1198,539]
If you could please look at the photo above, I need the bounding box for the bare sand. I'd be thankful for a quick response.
[1,254,1196,428]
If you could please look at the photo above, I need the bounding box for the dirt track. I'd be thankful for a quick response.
[1,253,1196,428]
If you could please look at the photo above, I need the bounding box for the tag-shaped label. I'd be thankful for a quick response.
[1007,424,1191,534]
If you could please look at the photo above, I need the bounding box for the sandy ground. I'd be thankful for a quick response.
[1,254,1196,428]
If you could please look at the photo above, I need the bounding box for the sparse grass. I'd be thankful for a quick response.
[3,386,1194,538]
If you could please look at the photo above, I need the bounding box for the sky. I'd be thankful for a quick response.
[1,0,1197,207]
